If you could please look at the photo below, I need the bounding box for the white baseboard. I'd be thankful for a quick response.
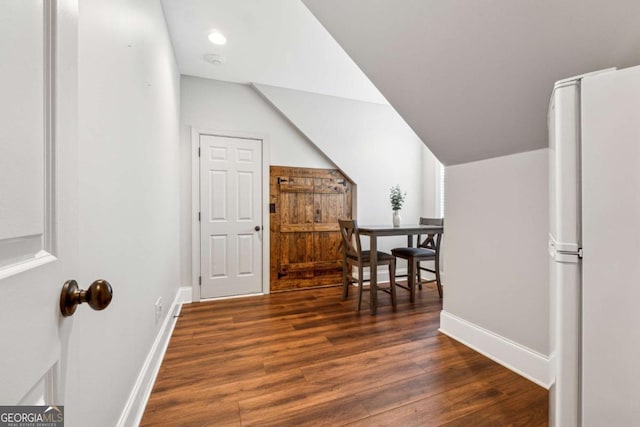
[177,286,192,304]
[117,288,183,427]
[439,310,550,388]
[200,292,263,302]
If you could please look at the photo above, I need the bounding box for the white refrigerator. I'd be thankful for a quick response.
[549,65,640,426]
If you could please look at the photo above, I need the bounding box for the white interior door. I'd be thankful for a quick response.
[0,0,78,405]
[200,134,263,298]
[581,66,640,426]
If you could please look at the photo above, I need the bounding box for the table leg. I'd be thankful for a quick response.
[370,236,377,315]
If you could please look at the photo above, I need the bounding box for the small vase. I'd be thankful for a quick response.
[392,210,401,227]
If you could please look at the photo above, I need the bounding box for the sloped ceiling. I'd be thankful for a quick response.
[253,83,431,228]
[303,0,640,165]
[160,0,387,104]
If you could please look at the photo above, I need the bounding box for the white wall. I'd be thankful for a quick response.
[181,78,440,290]
[422,150,442,218]
[254,84,439,254]
[180,76,335,287]
[442,149,549,355]
[68,1,181,425]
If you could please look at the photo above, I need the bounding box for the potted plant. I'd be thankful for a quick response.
[389,184,406,227]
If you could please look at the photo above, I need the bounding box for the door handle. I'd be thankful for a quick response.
[60,279,113,317]
[254,225,262,232]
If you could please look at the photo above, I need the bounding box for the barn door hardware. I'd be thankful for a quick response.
[277,177,288,184]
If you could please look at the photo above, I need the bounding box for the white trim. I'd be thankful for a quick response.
[439,310,550,388]
[117,288,183,427]
[191,128,199,301]
[177,286,192,304]
[435,161,445,218]
[261,134,271,297]
[200,292,263,302]
[45,363,57,406]
[43,0,56,257]
[191,127,271,302]
[0,1,57,279]
[0,253,57,280]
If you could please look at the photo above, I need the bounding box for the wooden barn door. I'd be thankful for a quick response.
[270,167,353,291]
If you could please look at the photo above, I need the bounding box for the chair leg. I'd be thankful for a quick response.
[357,265,364,311]
[389,260,397,308]
[342,258,350,300]
[409,258,417,303]
[417,260,423,290]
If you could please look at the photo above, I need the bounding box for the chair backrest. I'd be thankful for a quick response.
[338,219,362,260]
[418,217,444,251]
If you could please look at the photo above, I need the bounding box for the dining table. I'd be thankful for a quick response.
[357,224,444,314]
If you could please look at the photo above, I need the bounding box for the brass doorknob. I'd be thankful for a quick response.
[60,279,113,317]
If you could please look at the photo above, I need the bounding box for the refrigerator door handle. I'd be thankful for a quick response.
[557,248,583,258]
[557,247,582,256]
[554,248,583,262]
[549,235,582,260]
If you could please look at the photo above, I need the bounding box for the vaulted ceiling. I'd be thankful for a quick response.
[303,0,640,165]
[161,0,640,166]
[160,0,386,104]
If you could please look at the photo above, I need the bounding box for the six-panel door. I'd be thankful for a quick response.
[0,0,78,404]
[199,135,263,298]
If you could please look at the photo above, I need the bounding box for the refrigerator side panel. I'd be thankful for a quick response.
[550,82,581,251]
[581,65,640,426]
[550,258,581,427]
[548,81,582,427]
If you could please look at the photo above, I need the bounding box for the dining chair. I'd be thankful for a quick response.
[338,219,397,311]
[391,217,444,301]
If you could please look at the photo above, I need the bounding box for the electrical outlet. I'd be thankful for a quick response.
[155,297,163,324]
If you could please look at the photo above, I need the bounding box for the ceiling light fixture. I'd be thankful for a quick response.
[208,30,227,45]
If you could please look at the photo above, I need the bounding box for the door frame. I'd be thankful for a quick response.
[190,127,271,302]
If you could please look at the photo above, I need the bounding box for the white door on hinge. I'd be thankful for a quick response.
[0,0,78,405]
[200,135,263,298]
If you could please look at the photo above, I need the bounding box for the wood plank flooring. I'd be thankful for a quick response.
[141,283,548,426]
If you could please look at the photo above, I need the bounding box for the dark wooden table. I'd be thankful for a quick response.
[357,224,444,314]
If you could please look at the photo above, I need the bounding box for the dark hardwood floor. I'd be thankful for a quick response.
[141,283,548,426]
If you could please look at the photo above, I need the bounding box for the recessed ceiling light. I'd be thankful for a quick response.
[208,30,227,45]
